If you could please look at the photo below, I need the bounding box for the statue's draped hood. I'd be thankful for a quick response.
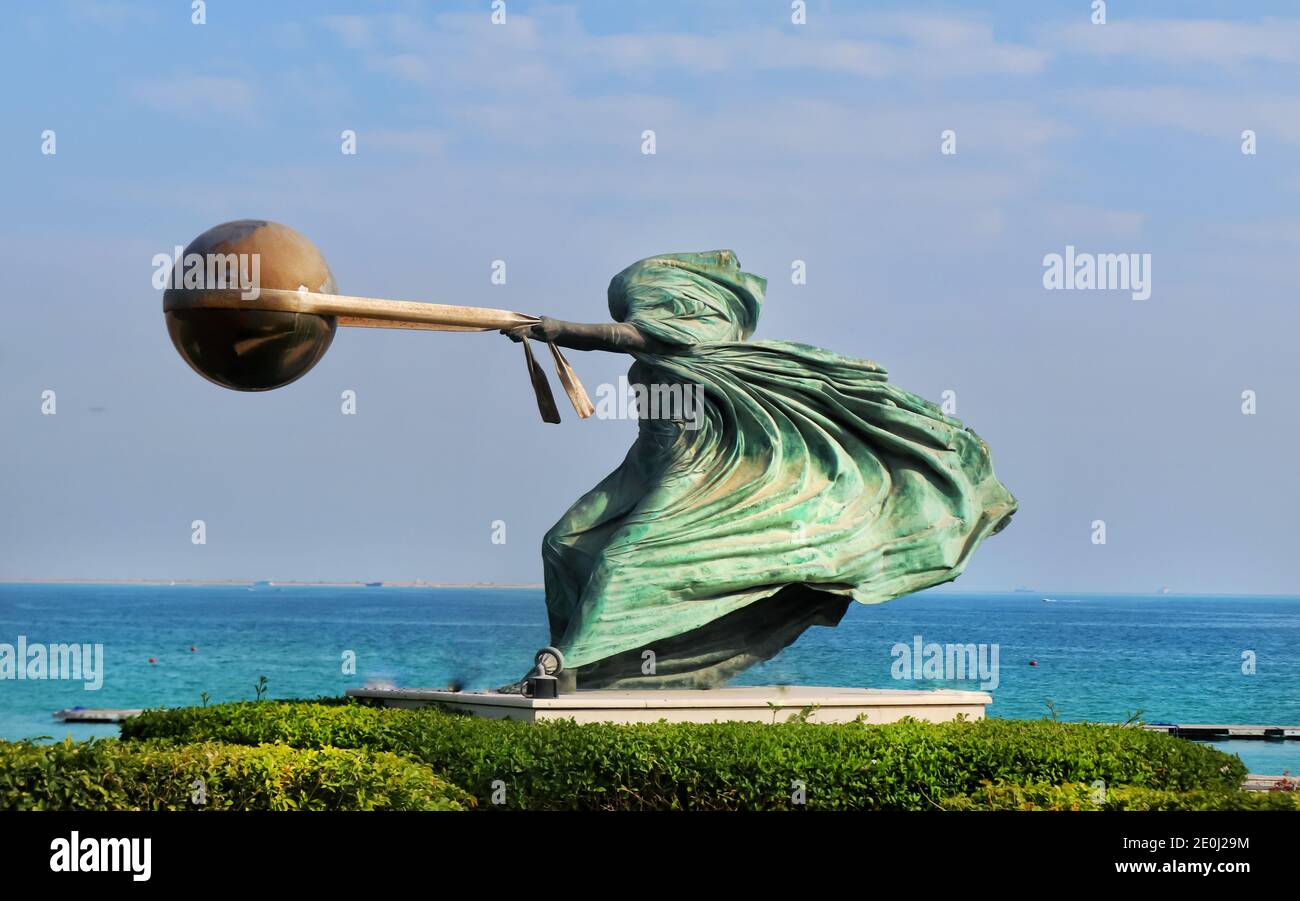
[608,251,767,344]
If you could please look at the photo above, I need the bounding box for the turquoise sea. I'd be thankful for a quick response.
[1,584,1297,774]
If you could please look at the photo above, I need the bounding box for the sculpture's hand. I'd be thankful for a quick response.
[530,316,564,343]
[500,317,562,343]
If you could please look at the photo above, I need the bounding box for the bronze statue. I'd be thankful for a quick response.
[164,224,1016,693]
[502,251,1016,689]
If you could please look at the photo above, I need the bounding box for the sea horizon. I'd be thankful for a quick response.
[6,579,1299,599]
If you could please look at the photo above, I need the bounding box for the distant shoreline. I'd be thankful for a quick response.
[1,580,1297,598]
[0,579,544,589]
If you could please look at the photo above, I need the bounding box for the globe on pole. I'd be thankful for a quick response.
[164,220,338,391]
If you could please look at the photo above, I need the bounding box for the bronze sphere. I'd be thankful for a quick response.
[164,220,337,391]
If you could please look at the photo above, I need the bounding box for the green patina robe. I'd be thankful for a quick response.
[544,251,1016,688]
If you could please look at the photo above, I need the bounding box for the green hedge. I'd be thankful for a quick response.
[0,738,472,811]
[122,701,1248,810]
[941,781,1300,811]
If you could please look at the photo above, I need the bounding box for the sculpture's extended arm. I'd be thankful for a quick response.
[501,317,666,354]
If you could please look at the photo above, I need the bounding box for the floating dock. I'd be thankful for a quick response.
[1141,723,1300,740]
[53,708,143,723]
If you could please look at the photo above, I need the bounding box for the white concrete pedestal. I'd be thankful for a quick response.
[345,685,990,724]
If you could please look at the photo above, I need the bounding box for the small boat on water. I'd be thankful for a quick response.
[54,707,143,723]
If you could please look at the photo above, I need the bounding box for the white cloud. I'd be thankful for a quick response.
[871,14,1048,77]
[1049,18,1300,67]
[586,15,1048,80]
[1078,87,1300,147]
[371,53,438,84]
[321,14,376,52]
[230,9,1068,262]
[1046,205,1146,239]
[67,0,156,29]
[364,128,448,158]
[130,75,258,121]
[318,8,1047,88]
[1216,219,1300,247]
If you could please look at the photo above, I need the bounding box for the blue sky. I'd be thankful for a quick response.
[1,1,1298,593]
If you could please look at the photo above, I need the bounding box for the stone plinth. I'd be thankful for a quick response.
[345,685,991,725]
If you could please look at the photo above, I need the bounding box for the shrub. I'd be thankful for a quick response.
[0,738,472,811]
[1103,785,1300,811]
[940,781,1300,811]
[126,699,406,750]
[122,701,1247,810]
[939,781,1102,811]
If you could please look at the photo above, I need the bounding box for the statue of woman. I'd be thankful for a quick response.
[505,251,1016,690]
